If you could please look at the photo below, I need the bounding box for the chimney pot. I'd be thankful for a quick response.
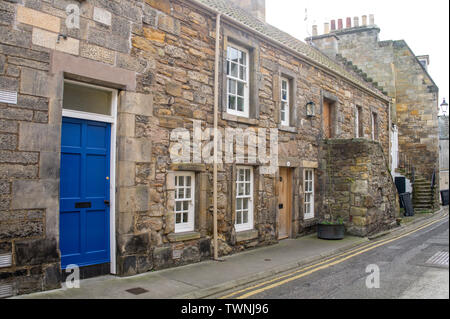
[338,19,343,30]
[369,14,375,25]
[362,15,367,26]
[324,22,330,34]
[331,20,336,31]
[346,17,351,28]
[354,17,359,27]
[312,25,318,36]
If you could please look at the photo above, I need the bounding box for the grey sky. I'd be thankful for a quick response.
[266,0,449,114]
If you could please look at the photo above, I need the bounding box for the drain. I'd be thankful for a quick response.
[126,287,149,295]
[426,251,449,266]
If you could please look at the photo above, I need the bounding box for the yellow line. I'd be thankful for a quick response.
[220,213,448,299]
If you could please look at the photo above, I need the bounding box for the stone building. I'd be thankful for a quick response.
[309,16,441,211]
[439,115,449,192]
[0,0,398,297]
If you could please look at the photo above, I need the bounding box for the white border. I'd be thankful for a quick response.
[280,77,290,127]
[174,172,196,234]
[62,79,118,275]
[226,44,250,118]
[304,169,315,220]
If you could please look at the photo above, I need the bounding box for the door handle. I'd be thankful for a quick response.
[104,200,110,207]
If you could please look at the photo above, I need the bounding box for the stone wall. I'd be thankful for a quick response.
[0,0,392,296]
[320,139,399,236]
[310,25,440,206]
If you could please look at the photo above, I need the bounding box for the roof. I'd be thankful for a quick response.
[191,0,389,101]
[439,116,449,140]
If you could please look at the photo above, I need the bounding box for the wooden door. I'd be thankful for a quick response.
[278,168,292,240]
[323,100,331,138]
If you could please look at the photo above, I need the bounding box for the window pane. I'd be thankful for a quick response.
[186,176,191,186]
[230,62,238,78]
[176,213,181,224]
[179,187,184,199]
[237,198,242,210]
[238,183,244,196]
[239,66,246,81]
[179,176,184,186]
[183,213,188,223]
[183,201,189,211]
[237,212,242,225]
[237,82,244,97]
[243,198,249,210]
[237,97,244,112]
[240,51,247,65]
[281,111,285,122]
[63,82,112,116]
[243,211,248,224]
[228,47,238,62]
[176,201,182,211]
[245,183,250,196]
[245,169,250,181]
[239,169,245,181]
[228,79,236,94]
[186,187,191,199]
[228,95,236,110]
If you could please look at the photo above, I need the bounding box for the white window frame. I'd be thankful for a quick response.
[226,44,250,118]
[174,172,195,233]
[304,169,315,220]
[371,112,377,141]
[355,106,361,138]
[235,166,254,232]
[280,77,290,126]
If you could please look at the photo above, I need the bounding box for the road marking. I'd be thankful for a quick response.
[219,213,448,299]
[426,251,449,266]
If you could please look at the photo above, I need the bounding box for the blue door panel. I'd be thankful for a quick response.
[60,117,110,269]
[60,211,81,255]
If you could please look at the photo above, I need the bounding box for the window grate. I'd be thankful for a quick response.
[0,90,17,104]
[0,254,12,268]
[0,284,13,298]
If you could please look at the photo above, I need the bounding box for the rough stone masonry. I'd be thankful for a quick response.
[0,0,398,297]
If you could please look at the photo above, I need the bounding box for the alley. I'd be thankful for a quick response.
[217,213,449,299]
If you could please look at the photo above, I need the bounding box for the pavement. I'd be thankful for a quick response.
[14,206,448,299]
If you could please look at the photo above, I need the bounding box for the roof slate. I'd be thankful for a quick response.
[193,0,388,100]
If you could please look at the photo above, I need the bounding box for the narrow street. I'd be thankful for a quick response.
[216,214,449,299]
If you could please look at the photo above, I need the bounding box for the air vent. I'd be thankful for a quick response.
[0,284,13,298]
[0,254,12,268]
[0,90,17,104]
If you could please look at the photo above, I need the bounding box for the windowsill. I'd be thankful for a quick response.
[222,112,259,125]
[235,229,259,242]
[278,124,297,133]
[167,231,201,243]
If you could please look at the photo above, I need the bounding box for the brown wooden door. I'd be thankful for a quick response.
[323,100,331,138]
[278,168,292,240]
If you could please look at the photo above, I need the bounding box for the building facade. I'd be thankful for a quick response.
[0,0,398,297]
[309,17,441,211]
[439,115,449,192]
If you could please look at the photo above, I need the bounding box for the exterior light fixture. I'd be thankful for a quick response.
[441,98,448,116]
[306,101,315,117]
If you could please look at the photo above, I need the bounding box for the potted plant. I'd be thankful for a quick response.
[318,217,345,240]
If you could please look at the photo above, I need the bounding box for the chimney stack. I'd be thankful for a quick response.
[346,17,351,28]
[354,17,359,27]
[330,20,336,31]
[228,0,266,22]
[324,22,330,34]
[369,14,375,25]
[338,18,343,30]
[362,15,367,26]
[312,25,318,36]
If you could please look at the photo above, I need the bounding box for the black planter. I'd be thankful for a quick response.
[317,224,345,240]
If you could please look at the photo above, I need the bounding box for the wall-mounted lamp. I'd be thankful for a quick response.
[440,98,448,116]
[306,101,315,117]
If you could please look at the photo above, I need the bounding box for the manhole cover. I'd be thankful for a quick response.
[126,287,149,295]
[426,251,449,266]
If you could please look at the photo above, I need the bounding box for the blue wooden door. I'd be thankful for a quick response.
[60,117,111,269]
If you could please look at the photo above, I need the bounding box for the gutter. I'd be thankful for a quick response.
[187,0,390,103]
[213,13,221,261]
